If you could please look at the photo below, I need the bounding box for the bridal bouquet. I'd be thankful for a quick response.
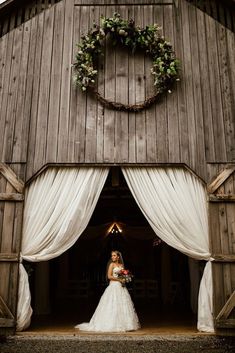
[118,269,133,287]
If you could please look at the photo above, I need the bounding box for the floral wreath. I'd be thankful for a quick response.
[73,13,180,112]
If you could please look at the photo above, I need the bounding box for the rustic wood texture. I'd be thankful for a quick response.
[0,164,25,329]
[0,163,24,193]
[0,193,24,201]
[208,166,235,193]
[0,0,61,38]
[0,0,234,333]
[0,0,234,182]
[216,290,235,319]
[208,167,235,328]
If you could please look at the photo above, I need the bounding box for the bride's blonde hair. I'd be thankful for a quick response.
[111,250,124,265]
[106,250,124,281]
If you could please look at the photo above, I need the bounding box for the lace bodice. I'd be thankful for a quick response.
[112,266,123,278]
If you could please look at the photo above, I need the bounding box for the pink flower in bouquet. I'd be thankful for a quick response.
[118,269,133,286]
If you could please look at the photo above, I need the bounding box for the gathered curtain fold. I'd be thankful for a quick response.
[17,167,109,331]
[121,167,214,333]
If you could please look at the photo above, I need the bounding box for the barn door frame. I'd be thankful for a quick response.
[208,165,235,330]
[0,163,24,332]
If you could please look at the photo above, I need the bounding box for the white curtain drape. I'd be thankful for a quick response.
[122,167,214,333]
[17,167,109,331]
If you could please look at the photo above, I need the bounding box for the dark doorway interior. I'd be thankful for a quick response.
[29,167,201,332]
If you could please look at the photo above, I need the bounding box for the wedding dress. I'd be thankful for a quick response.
[75,266,140,332]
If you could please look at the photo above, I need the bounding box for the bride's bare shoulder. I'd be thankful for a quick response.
[108,262,114,269]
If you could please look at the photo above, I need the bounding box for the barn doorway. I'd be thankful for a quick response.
[28,167,202,334]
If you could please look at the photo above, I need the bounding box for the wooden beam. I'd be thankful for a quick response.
[0,254,19,262]
[209,194,235,202]
[0,296,14,319]
[0,318,15,327]
[215,319,235,328]
[74,0,174,5]
[216,291,235,321]
[212,255,235,262]
[208,167,235,194]
[0,193,24,201]
[0,163,24,193]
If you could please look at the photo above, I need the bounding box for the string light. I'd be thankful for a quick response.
[107,222,122,235]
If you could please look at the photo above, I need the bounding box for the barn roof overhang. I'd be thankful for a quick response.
[1,0,235,12]
[0,0,235,36]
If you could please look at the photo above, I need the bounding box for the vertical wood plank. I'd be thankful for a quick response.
[69,3,81,162]
[188,4,206,178]
[0,187,11,304]
[196,9,215,163]
[173,1,189,166]
[103,5,116,163]
[205,14,227,161]
[2,26,24,163]
[144,5,157,163]
[164,5,180,164]
[0,176,6,245]
[73,5,86,163]
[181,0,197,171]
[46,0,64,162]
[216,9,235,162]
[0,31,14,159]
[210,202,225,317]
[26,12,45,179]
[57,0,74,162]
[154,5,167,163]
[12,21,31,163]
[20,16,38,164]
[114,5,129,163]
[0,35,8,161]
[84,5,98,163]
[96,6,105,162]
[218,193,232,303]
[127,5,136,163]
[0,35,7,125]
[226,15,235,161]
[33,7,55,172]
[135,5,146,163]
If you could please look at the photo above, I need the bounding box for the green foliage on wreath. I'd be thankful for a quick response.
[73,13,180,104]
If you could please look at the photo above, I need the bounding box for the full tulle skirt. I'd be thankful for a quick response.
[75,281,140,332]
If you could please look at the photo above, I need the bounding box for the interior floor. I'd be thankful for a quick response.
[23,307,198,335]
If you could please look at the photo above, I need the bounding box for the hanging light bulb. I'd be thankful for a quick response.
[107,222,122,235]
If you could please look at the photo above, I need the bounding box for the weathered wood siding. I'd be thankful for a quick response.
[0,163,24,332]
[0,0,61,38]
[208,165,235,330]
[0,0,234,183]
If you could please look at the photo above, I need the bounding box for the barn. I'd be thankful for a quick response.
[0,0,235,336]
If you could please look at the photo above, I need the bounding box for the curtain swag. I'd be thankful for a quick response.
[17,166,214,333]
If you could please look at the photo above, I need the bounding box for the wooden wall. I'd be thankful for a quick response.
[186,0,235,32]
[0,0,61,38]
[208,165,235,329]
[0,163,25,331]
[0,0,234,183]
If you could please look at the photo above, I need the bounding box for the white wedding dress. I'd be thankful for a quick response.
[75,266,140,332]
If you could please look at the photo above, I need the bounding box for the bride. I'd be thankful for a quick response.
[75,250,140,332]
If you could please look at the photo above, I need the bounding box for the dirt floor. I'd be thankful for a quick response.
[1,308,234,353]
[0,333,235,353]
